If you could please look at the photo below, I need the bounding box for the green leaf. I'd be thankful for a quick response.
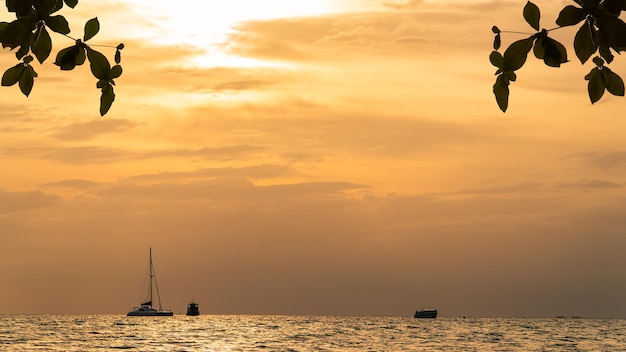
[556,5,587,27]
[503,37,535,71]
[585,68,605,103]
[523,1,541,31]
[493,74,510,112]
[32,26,53,64]
[600,67,625,96]
[64,0,78,8]
[100,83,115,116]
[86,47,111,80]
[2,64,24,86]
[18,65,37,96]
[45,15,70,35]
[83,17,99,42]
[110,65,122,79]
[574,20,597,64]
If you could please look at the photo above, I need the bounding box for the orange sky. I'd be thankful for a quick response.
[1,0,626,317]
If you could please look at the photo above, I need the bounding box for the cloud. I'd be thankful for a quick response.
[557,179,623,190]
[0,189,61,214]
[125,165,299,182]
[51,119,138,141]
[40,179,104,189]
[223,9,493,62]
[569,151,626,169]
[5,146,130,164]
[3,144,266,164]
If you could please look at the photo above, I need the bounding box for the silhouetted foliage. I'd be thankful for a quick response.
[491,0,626,112]
[0,0,123,116]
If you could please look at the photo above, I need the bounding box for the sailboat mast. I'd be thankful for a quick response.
[149,247,153,307]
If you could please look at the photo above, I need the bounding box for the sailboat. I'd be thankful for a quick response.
[127,248,173,316]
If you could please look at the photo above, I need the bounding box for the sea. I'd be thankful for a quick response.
[1,315,625,351]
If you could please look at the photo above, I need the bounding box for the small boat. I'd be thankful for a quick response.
[414,309,437,318]
[186,302,200,316]
[127,248,173,316]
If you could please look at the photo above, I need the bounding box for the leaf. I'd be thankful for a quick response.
[114,49,121,64]
[86,47,111,80]
[556,5,587,27]
[523,1,541,31]
[532,33,568,66]
[493,74,510,112]
[600,0,625,15]
[15,42,30,60]
[585,68,605,103]
[489,51,503,69]
[493,33,501,50]
[581,0,601,10]
[45,15,70,35]
[100,83,115,116]
[595,14,626,51]
[55,46,78,70]
[83,17,99,42]
[601,67,625,96]
[2,18,36,49]
[542,37,568,67]
[593,56,605,66]
[18,65,36,96]
[40,0,64,14]
[32,26,53,64]
[533,36,545,59]
[598,37,614,63]
[110,65,122,79]
[574,20,598,64]
[64,0,78,8]
[492,26,500,34]
[1,64,24,86]
[54,44,86,70]
[503,37,535,71]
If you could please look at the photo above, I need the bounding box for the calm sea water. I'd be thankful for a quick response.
[1,315,625,351]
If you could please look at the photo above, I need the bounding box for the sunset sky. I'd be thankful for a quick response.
[2,0,626,318]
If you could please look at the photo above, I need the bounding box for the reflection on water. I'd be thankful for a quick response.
[0,315,625,351]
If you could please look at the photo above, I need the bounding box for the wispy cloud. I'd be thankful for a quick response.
[0,189,61,214]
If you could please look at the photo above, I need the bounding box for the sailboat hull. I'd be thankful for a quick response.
[127,307,173,316]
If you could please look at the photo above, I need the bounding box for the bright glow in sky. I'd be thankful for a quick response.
[128,1,340,47]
